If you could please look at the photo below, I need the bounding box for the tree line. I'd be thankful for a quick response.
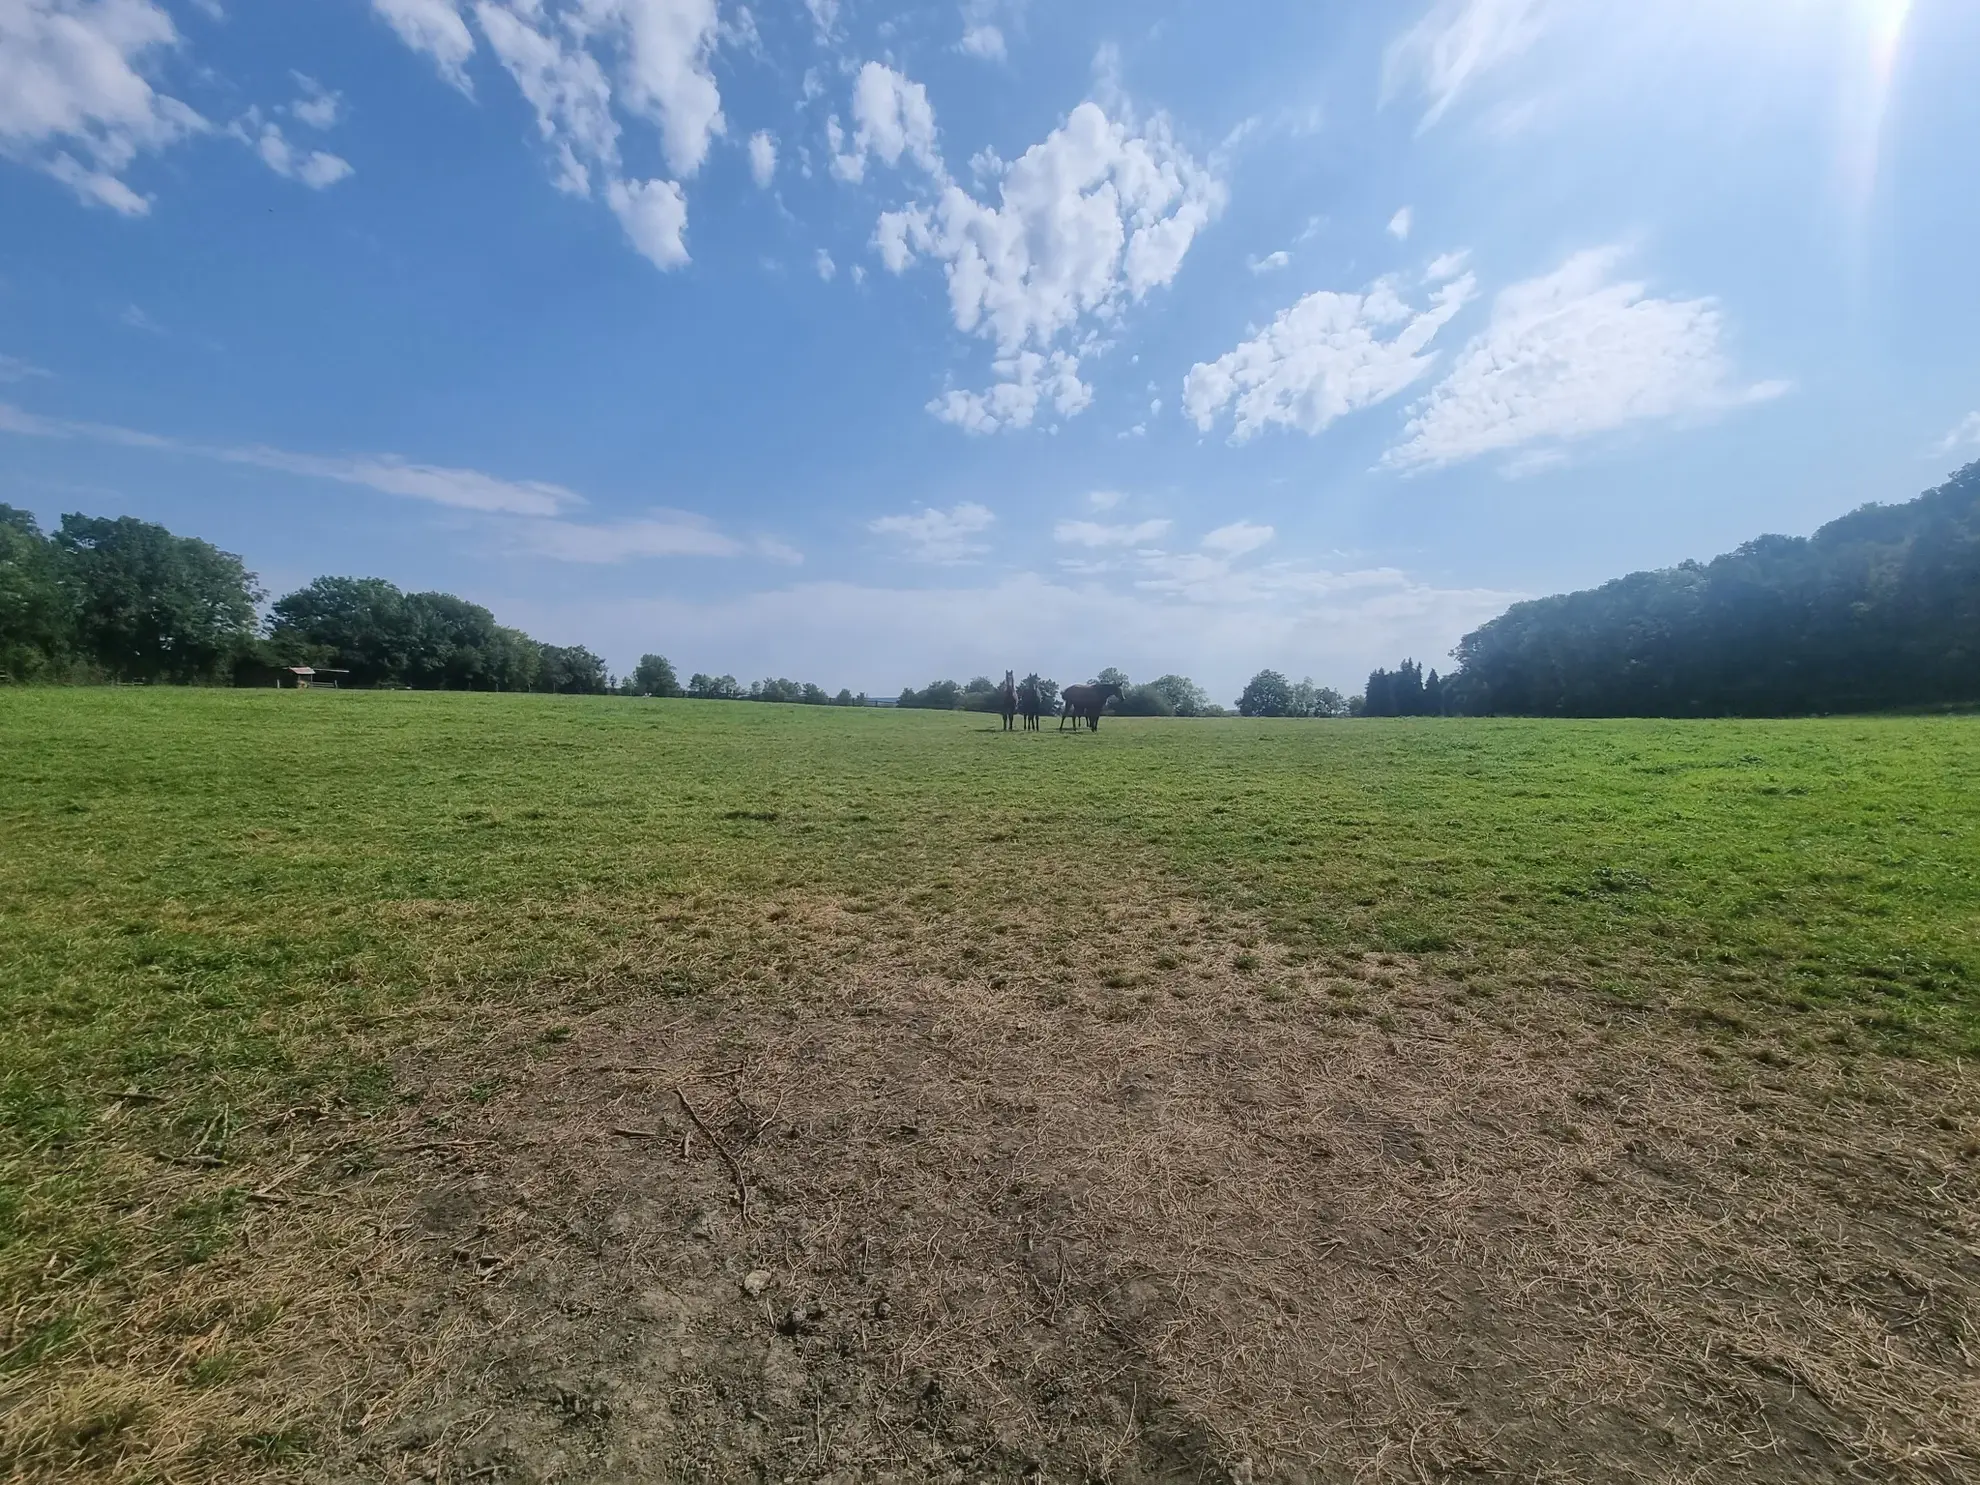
[1344,460,1980,718]
[897,670,1221,716]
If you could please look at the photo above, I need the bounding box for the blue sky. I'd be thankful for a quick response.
[3,0,1977,700]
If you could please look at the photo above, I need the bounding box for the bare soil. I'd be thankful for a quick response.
[291,899,1980,1484]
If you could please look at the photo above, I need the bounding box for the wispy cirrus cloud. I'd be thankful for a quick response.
[0,398,795,561]
[1383,0,1551,132]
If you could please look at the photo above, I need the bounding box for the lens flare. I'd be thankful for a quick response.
[1838,0,1913,240]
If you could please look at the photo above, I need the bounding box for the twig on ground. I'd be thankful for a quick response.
[676,1085,752,1225]
[612,1126,662,1139]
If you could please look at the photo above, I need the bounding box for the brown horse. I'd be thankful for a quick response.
[997,669,1017,731]
[1058,680,1124,731]
[1019,673,1044,730]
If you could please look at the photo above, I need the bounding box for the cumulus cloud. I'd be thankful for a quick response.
[1382,247,1788,473]
[288,73,343,130]
[1053,517,1171,547]
[747,127,775,187]
[1388,206,1412,239]
[230,108,354,189]
[928,350,1090,433]
[371,0,477,92]
[606,175,688,268]
[1935,411,1980,455]
[868,502,995,563]
[878,94,1226,432]
[0,0,207,214]
[831,62,941,183]
[1183,269,1477,442]
[1384,0,1549,131]
[374,1,725,270]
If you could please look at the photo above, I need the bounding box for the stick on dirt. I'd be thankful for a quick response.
[675,1085,752,1225]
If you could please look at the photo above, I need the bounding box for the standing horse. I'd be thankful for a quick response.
[1058,680,1125,731]
[997,669,1018,731]
[1019,673,1044,730]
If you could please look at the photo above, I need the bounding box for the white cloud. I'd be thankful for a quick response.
[1183,270,1477,442]
[1201,520,1274,557]
[802,0,838,45]
[1382,246,1788,473]
[0,354,52,382]
[1936,411,1980,455]
[1425,249,1469,281]
[522,565,1518,704]
[606,175,688,268]
[1054,517,1171,547]
[417,1,720,271]
[747,127,775,187]
[928,349,1090,434]
[0,398,579,515]
[868,502,995,563]
[120,304,162,333]
[473,2,618,196]
[879,95,1225,432]
[371,0,477,92]
[230,109,354,189]
[815,247,835,280]
[577,0,725,180]
[1388,206,1412,240]
[831,62,941,183]
[514,511,798,563]
[288,73,343,130]
[959,25,1003,60]
[1384,0,1549,131]
[1247,250,1290,275]
[0,396,798,562]
[0,0,207,215]
[1086,489,1124,510]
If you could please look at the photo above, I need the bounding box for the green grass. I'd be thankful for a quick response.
[2,688,1977,1465]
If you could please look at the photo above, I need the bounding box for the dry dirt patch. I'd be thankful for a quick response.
[317,926,1979,1484]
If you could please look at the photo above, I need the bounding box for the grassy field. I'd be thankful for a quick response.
[3,688,1977,1478]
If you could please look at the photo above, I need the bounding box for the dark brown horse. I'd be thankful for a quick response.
[1019,672,1044,730]
[1058,680,1124,731]
[997,669,1017,731]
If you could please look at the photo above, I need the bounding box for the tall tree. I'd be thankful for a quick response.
[631,653,681,696]
[54,514,261,682]
[0,505,72,680]
[1237,669,1293,717]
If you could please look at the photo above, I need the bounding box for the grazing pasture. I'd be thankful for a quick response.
[2,690,1976,1482]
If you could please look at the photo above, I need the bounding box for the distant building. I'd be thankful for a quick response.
[866,696,898,707]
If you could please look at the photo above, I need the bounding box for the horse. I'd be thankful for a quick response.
[1019,673,1044,730]
[1058,680,1125,731]
[997,669,1017,731]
